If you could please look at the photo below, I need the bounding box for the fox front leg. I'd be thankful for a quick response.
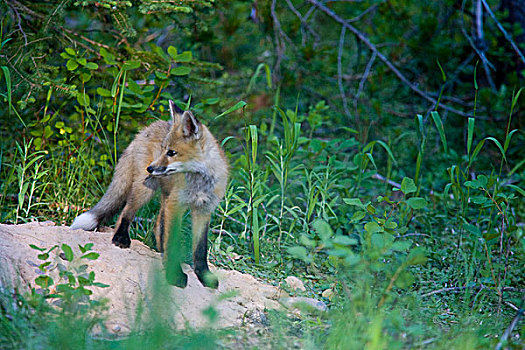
[192,211,218,289]
[158,200,188,288]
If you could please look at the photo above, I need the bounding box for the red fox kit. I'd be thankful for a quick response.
[71,100,228,288]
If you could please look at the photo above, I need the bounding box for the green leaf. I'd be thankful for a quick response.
[467,117,475,156]
[484,137,507,162]
[93,282,110,288]
[66,60,79,71]
[312,219,333,241]
[394,271,415,288]
[364,221,383,234]
[37,253,49,260]
[406,247,427,265]
[171,66,192,76]
[371,233,390,249]
[100,47,117,64]
[65,48,76,56]
[1,38,12,50]
[505,184,525,197]
[77,93,90,107]
[288,246,309,262]
[401,177,417,195]
[85,62,99,70]
[333,235,358,246]
[84,243,94,251]
[214,101,247,119]
[504,129,518,153]
[375,140,397,166]
[155,71,168,80]
[469,139,486,166]
[97,87,112,97]
[29,244,46,252]
[343,198,364,208]
[44,125,53,138]
[247,63,272,92]
[81,252,100,260]
[35,275,54,288]
[510,88,522,110]
[351,211,366,222]
[436,59,447,82]
[391,241,411,252]
[80,73,92,83]
[173,51,192,62]
[122,61,141,70]
[167,46,178,58]
[384,220,398,230]
[406,197,427,209]
[299,234,316,248]
[61,244,74,262]
[249,125,258,164]
[431,111,447,153]
[463,223,480,236]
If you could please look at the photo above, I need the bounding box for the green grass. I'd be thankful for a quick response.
[0,87,523,349]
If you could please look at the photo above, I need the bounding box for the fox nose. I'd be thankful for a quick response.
[146,166,153,173]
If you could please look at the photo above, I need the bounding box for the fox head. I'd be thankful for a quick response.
[146,100,206,177]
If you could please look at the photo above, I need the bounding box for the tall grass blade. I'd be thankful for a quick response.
[503,129,518,153]
[469,139,485,167]
[467,117,475,157]
[214,101,247,119]
[247,63,272,92]
[431,111,447,153]
[1,66,26,127]
[249,125,258,164]
[484,137,507,162]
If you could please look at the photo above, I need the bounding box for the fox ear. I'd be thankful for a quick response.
[168,100,184,124]
[181,111,201,139]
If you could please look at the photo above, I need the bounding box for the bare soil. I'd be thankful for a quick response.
[0,222,288,334]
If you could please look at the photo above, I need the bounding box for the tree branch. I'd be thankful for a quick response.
[481,0,525,65]
[307,0,482,119]
[337,26,352,121]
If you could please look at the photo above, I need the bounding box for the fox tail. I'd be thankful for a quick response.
[71,153,133,231]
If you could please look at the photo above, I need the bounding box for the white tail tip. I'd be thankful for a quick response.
[70,212,98,231]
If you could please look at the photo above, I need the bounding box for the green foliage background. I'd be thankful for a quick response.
[1,0,524,348]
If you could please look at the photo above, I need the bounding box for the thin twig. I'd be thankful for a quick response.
[395,233,431,238]
[475,0,496,90]
[271,0,292,83]
[10,5,28,45]
[422,285,525,298]
[481,0,525,65]
[307,0,485,119]
[337,25,352,121]
[284,0,320,44]
[371,173,401,189]
[347,4,378,23]
[355,51,376,101]
[460,0,496,90]
[495,295,524,350]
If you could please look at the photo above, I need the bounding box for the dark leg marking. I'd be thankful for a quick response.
[194,221,218,289]
[112,217,131,248]
[159,208,165,253]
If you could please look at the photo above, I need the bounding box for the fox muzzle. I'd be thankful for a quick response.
[146,165,167,176]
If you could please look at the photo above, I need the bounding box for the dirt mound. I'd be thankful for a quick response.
[0,222,287,334]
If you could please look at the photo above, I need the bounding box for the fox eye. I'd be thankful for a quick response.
[166,150,177,157]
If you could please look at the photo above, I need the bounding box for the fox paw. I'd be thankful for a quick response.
[196,270,219,289]
[166,271,188,288]
[112,235,131,249]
